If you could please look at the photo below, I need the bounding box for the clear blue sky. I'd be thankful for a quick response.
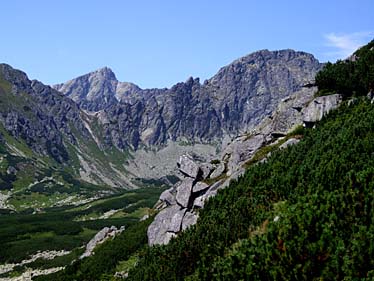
[0,0,373,88]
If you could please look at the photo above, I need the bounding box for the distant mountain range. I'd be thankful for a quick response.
[54,49,322,148]
[0,49,322,208]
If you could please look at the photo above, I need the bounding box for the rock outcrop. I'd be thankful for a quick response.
[303,94,343,127]
[148,154,229,245]
[148,89,344,246]
[80,226,125,258]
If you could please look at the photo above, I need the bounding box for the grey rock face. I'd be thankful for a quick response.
[55,50,323,149]
[176,178,194,208]
[193,196,205,209]
[181,211,198,231]
[159,188,176,206]
[257,87,317,138]
[225,134,265,176]
[192,182,209,193]
[199,163,214,179]
[0,64,90,163]
[303,94,343,126]
[147,74,342,246]
[178,155,201,178]
[147,205,186,245]
[81,226,125,258]
[53,67,141,112]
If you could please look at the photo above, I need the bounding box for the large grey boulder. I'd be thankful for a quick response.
[178,155,201,178]
[176,178,194,207]
[225,134,265,176]
[182,211,198,231]
[199,163,214,179]
[193,196,205,209]
[148,205,186,245]
[159,187,176,205]
[303,94,342,126]
[193,179,225,209]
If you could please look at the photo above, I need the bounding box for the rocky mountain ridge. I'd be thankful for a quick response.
[55,49,323,150]
[0,49,324,211]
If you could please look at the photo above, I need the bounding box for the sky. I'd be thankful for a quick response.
[0,0,373,89]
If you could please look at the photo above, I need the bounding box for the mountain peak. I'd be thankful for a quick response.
[90,66,117,81]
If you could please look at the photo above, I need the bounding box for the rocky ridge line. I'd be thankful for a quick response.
[55,50,323,150]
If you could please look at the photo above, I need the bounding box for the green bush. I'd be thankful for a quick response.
[315,40,374,98]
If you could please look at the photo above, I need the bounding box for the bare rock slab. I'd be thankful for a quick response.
[192,182,209,193]
[159,187,176,205]
[148,205,186,245]
[182,211,198,231]
[176,178,194,207]
[303,94,342,125]
[178,155,200,178]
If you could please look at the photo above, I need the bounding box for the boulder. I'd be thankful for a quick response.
[163,232,177,244]
[6,166,17,175]
[303,94,342,126]
[192,182,209,193]
[182,211,198,231]
[159,187,176,205]
[225,134,265,175]
[193,196,205,209]
[279,138,300,149]
[209,162,225,179]
[147,205,186,245]
[193,179,225,209]
[178,155,200,178]
[176,178,194,208]
[199,163,214,179]
[368,90,374,103]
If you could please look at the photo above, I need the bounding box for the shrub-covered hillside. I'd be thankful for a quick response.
[125,99,374,281]
[123,42,374,280]
[315,40,374,97]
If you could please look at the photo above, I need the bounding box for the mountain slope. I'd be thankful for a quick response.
[0,64,141,210]
[38,82,374,281]
[36,41,374,281]
[124,97,374,281]
[56,50,322,149]
[0,49,322,210]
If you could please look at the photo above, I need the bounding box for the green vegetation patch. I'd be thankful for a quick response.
[0,188,163,265]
